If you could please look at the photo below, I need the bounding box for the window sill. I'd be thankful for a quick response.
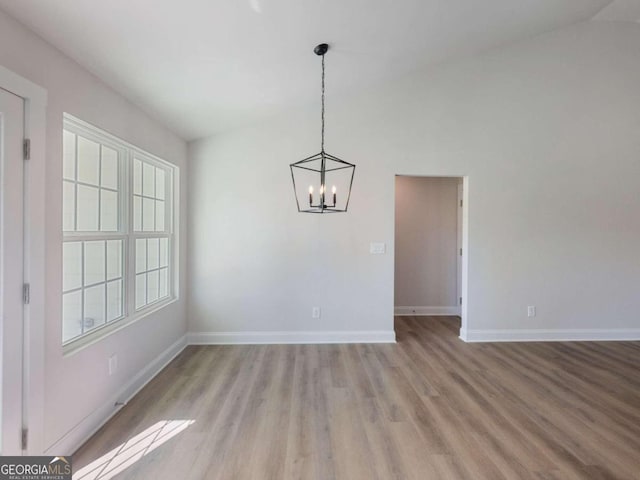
[62,296,177,357]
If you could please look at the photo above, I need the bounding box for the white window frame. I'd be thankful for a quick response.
[62,114,177,353]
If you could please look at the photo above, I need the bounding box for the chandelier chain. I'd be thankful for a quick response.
[321,53,325,152]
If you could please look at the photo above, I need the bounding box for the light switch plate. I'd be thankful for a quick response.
[370,242,386,254]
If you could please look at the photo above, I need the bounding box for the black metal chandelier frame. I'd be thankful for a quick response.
[290,43,355,214]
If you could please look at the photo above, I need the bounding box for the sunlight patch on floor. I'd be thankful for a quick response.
[73,419,195,480]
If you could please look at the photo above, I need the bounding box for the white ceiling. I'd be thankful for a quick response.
[0,0,616,140]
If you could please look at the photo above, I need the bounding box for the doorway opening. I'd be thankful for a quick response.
[394,175,468,340]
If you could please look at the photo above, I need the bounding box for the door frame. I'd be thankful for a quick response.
[0,64,47,455]
[393,174,470,340]
[457,180,463,325]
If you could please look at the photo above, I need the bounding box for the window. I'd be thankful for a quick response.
[62,115,176,346]
[132,156,171,310]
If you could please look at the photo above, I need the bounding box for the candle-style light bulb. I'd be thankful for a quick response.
[308,186,313,206]
[332,185,337,205]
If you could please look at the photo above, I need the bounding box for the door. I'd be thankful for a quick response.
[0,87,25,455]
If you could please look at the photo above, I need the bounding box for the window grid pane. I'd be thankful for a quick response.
[107,279,123,321]
[100,189,118,231]
[143,197,155,231]
[133,158,169,233]
[77,185,99,231]
[84,283,106,332]
[62,239,124,343]
[63,131,120,233]
[135,274,146,310]
[77,136,100,186]
[62,181,76,232]
[135,237,171,310]
[101,146,119,190]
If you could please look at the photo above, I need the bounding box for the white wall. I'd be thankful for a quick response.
[0,9,188,452]
[395,176,459,310]
[189,20,640,341]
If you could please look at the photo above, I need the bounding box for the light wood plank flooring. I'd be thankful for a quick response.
[73,317,640,479]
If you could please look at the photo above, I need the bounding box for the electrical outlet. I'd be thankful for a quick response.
[527,306,536,317]
[312,306,321,319]
[108,354,118,376]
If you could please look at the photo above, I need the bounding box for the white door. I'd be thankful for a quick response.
[0,87,25,455]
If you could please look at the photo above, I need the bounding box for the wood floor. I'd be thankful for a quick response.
[73,317,640,480]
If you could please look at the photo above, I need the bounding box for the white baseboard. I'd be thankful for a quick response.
[394,306,461,316]
[45,334,187,456]
[187,330,396,345]
[462,328,640,343]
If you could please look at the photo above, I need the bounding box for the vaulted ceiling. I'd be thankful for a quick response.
[0,0,621,140]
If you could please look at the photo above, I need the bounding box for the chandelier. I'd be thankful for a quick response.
[290,43,355,213]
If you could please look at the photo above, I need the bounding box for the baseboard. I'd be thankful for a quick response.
[458,327,468,342]
[394,306,461,316]
[44,334,188,456]
[187,330,397,345]
[463,328,640,343]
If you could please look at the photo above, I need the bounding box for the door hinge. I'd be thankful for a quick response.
[23,139,31,160]
[460,248,462,256]
[459,297,462,305]
[460,199,463,207]
[21,428,28,450]
[23,283,30,305]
